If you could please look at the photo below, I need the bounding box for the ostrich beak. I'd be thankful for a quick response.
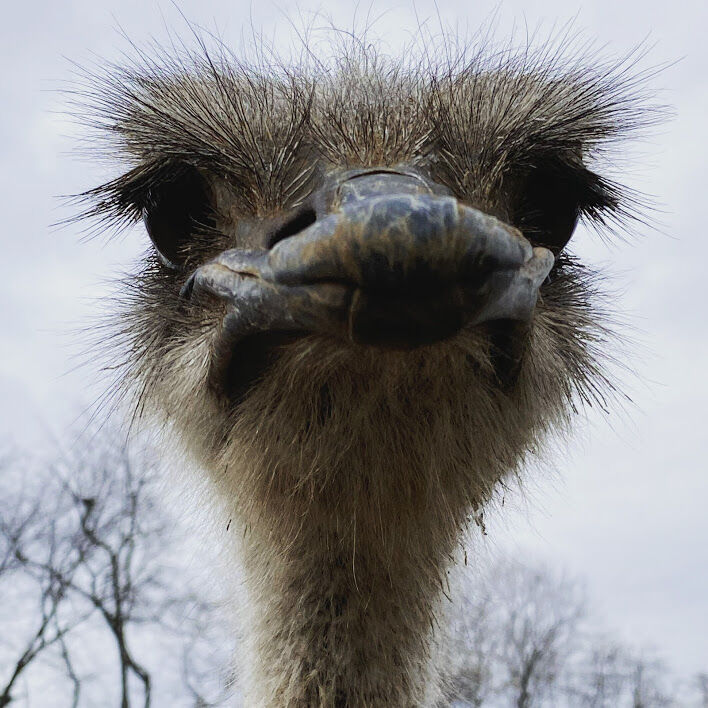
[181,169,554,350]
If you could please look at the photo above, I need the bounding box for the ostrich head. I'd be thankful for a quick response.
[76,33,654,705]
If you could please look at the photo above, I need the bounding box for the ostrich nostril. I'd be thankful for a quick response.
[266,206,317,249]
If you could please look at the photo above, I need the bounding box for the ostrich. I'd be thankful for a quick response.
[75,32,655,706]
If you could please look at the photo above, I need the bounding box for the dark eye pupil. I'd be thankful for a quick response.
[142,166,213,268]
[514,167,582,254]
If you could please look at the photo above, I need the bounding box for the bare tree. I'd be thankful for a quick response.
[625,653,675,708]
[445,581,499,706]
[0,450,88,706]
[489,561,585,707]
[694,673,708,707]
[446,555,693,708]
[563,637,630,707]
[179,598,238,707]
[446,558,586,707]
[0,428,234,706]
[47,435,161,707]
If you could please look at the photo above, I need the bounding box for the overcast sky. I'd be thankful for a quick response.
[1,0,706,683]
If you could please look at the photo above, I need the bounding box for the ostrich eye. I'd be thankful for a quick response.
[142,165,214,269]
[512,165,582,254]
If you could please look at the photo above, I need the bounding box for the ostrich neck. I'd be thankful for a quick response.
[234,457,460,707]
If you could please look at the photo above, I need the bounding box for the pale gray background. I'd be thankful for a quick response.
[1,0,706,679]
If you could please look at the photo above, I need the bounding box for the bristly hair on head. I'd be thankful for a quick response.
[64,20,666,243]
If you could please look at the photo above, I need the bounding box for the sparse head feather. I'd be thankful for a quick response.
[70,28,661,232]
